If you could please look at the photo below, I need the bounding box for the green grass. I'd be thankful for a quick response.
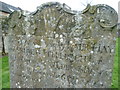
[0,38,119,88]
[111,38,119,88]
[0,56,10,89]
[0,55,2,89]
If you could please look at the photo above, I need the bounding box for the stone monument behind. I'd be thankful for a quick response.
[8,2,118,88]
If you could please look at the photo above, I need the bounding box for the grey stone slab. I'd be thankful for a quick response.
[8,2,118,88]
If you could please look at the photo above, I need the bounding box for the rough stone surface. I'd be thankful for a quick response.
[0,17,9,53]
[8,2,118,88]
[0,18,3,53]
[0,36,2,53]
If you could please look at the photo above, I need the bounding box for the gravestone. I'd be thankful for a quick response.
[8,2,118,88]
[0,18,3,53]
[0,17,9,54]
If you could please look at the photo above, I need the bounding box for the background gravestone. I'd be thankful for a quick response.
[8,2,118,88]
[0,17,9,54]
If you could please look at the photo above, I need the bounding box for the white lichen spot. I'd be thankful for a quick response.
[100,19,105,23]
[101,35,104,37]
[59,25,64,29]
[25,18,28,21]
[60,34,63,38]
[111,49,114,52]
[22,40,25,43]
[34,44,41,48]
[74,38,79,41]
[90,51,94,53]
[97,8,100,13]
[42,60,44,63]
[92,63,95,65]
[70,41,73,44]
[60,38,63,42]
[53,17,56,20]
[41,39,46,48]
[76,79,79,83]
[88,62,91,65]
[55,34,59,38]
[50,68,53,71]
[38,79,41,82]
[41,39,44,42]
[37,50,39,52]
[47,14,49,17]
[27,34,31,37]
[18,86,21,88]
[100,82,103,85]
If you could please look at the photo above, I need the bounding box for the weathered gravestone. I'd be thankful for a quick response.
[8,2,118,88]
[0,17,9,54]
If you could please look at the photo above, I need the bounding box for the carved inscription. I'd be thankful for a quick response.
[8,2,118,88]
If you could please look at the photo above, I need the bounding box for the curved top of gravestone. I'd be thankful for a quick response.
[8,2,118,35]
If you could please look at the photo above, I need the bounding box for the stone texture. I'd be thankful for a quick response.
[8,2,118,88]
[0,16,9,54]
[0,36,2,54]
[0,18,3,53]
